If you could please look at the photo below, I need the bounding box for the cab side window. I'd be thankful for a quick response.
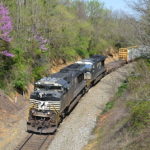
[102,61,104,66]
[97,62,102,69]
[77,74,84,83]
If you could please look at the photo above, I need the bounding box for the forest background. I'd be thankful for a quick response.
[0,0,149,95]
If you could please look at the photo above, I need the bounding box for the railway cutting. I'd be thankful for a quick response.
[14,48,146,150]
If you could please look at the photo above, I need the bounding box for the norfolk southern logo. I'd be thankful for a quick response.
[41,102,45,107]
[39,101,45,109]
[39,93,43,98]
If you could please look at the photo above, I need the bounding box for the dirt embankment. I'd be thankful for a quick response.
[0,89,29,150]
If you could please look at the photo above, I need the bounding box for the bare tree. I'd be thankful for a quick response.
[127,0,150,46]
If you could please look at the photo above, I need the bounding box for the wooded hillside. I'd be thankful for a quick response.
[0,0,149,94]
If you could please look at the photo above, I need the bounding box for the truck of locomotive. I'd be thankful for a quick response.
[27,55,106,133]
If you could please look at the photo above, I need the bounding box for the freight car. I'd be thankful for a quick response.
[27,55,106,133]
[119,46,150,62]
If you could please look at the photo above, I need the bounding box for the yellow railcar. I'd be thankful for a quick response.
[119,46,139,62]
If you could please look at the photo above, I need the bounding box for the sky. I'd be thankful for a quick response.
[100,0,134,15]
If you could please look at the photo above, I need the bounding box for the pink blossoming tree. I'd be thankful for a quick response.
[34,34,48,51]
[0,4,14,57]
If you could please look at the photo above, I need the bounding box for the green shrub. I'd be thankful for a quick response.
[127,100,150,130]
[145,59,150,68]
[0,81,5,89]
[102,81,129,114]
[76,49,89,58]
[32,66,47,81]
[116,81,128,97]
[102,100,115,114]
[63,47,78,60]
[13,71,28,93]
[89,49,99,57]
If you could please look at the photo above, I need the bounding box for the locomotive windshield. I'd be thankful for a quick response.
[85,64,92,71]
[35,84,62,91]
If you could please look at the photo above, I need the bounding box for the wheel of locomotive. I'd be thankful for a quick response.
[82,87,87,95]
[65,106,70,116]
[60,112,65,123]
[56,114,62,127]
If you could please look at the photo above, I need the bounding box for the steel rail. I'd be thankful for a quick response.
[15,133,54,150]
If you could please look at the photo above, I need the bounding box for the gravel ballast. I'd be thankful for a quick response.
[48,63,135,150]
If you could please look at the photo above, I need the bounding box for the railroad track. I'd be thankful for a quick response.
[15,133,54,150]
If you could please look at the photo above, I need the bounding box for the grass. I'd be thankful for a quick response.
[101,101,115,114]
[116,80,128,97]
[127,100,150,131]
[102,80,128,114]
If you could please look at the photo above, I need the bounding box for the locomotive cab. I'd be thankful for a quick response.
[84,63,93,80]
[27,77,69,133]
[76,55,106,88]
[27,70,86,134]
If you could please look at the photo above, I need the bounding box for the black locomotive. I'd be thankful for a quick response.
[27,55,106,133]
[75,55,106,90]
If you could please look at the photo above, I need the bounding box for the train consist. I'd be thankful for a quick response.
[27,55,106,133]
[27,45,149,134]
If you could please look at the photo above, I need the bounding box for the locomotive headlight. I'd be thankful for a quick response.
[31,109,35,114]
[47,111,51,115]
